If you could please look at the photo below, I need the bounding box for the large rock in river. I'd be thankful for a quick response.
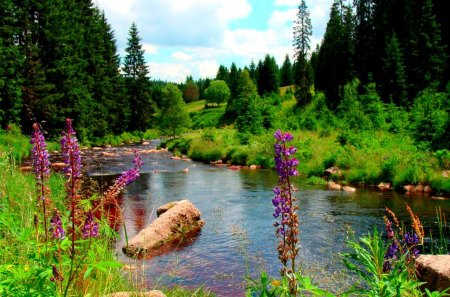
[122,200,204,258]
[416,254,450,291]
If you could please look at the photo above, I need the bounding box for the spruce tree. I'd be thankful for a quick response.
[0,0,23,127]
[123,22,153,132]
[382,33,408,106]
[280,54,294,87]
[293,0,313,106]
[228,62,240,100]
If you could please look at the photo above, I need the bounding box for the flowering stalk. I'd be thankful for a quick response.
[103,150,142,248]
[30,123,51,241]
[82,210,99,239]
[61,118,82,297]
[383,206,424,274]
[272,129,299,294]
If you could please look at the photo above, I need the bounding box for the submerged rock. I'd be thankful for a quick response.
[416,255,450,291]
[123,200,204,258]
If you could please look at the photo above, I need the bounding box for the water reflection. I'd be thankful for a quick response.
[91,145,450,296]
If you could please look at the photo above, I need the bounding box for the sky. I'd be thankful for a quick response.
[94,0,333,82]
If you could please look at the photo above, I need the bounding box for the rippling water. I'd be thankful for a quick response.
[89,143,450,296]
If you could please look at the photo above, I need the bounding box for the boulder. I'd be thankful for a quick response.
[104,290,166,297]
[343,186,356,192]
[404,185,414,193]
[182,168,189,173]
[142,141,150,145]
[416,255,450,291]
[20,166,32,172]
[52,162,66,170]
[123,200,204,258]
[326,181,341,191]
[377,182,392,191]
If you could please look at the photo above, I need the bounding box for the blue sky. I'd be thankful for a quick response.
[94,0,332,82]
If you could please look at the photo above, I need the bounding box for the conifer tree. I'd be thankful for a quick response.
[280,54,294,87]
[123,22,153,132]
[382,33,408,106]
[0,0,23,127]
[293,0,313,106]
[228,62,240,100]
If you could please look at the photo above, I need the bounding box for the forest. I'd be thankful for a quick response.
[1,0,450,296]
[0,0,448,147]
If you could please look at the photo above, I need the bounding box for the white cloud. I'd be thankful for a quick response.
[95,0,332,82]
[142,43,158,54]
[149,62,191,83]
[172,52,193,61]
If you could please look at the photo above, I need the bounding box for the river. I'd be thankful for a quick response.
[87,143,450,296]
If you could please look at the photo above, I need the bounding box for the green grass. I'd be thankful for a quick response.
[0,134,214,296]
[185,100,208,113]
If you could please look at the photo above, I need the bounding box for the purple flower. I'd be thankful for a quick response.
[272,130,300,278]
[385,242,399,259]
[61,118,82,180]
[82,210,99,238]
[30,123,51,182]
[105,151,143,199]
[403,232,419,245]
[50,211,65,240]
[385,220,394,239]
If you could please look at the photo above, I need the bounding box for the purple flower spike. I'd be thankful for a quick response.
[272,130,300,277]
[30,123,51,182]
[50,211,65,240]
[105,150,143,200]
[61,118,82,180]
[82,210,99,238]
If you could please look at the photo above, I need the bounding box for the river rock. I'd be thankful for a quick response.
[343,186,356,192]
[377,182,392,191]
[52,162,66,170]
[123,200,204,257]
[142,141,150,145]
[404,185,414,193]
[20,166,32,172]
[416,255,450,291]
[326,181,341,191]
[104,290,166,297]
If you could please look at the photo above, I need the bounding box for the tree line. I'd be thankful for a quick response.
[0,0,162,140]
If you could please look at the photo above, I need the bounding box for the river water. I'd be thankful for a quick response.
[88,143,450,296]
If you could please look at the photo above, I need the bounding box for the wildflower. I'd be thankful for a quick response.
[50,211,65,240]
[61,118,82,180]
[30,123,51,182]
[384,216,394,239]
[272,129,299,293]
[82,210,99,238]
[403,232,419,245]
[30,123,51,240]
[104,151,143,199]
[50,265,64,282]
[385,242,399,260]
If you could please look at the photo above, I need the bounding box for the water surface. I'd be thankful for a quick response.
[89,144,450,296]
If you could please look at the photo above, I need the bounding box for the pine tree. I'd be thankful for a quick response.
[316,0,354,109]
[381,33,408,106]
[228,62,240,100]
[293,0,313,106]
[123,22,153,132]
[353,0,375,84]
[257,55,280,95]
[408,0,447,96]
[280,54,294,87]
[216,65,229,83]
[0,0,23,127]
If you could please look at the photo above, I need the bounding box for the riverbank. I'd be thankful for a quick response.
[162,128,450,197]
[0,128,214,296]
